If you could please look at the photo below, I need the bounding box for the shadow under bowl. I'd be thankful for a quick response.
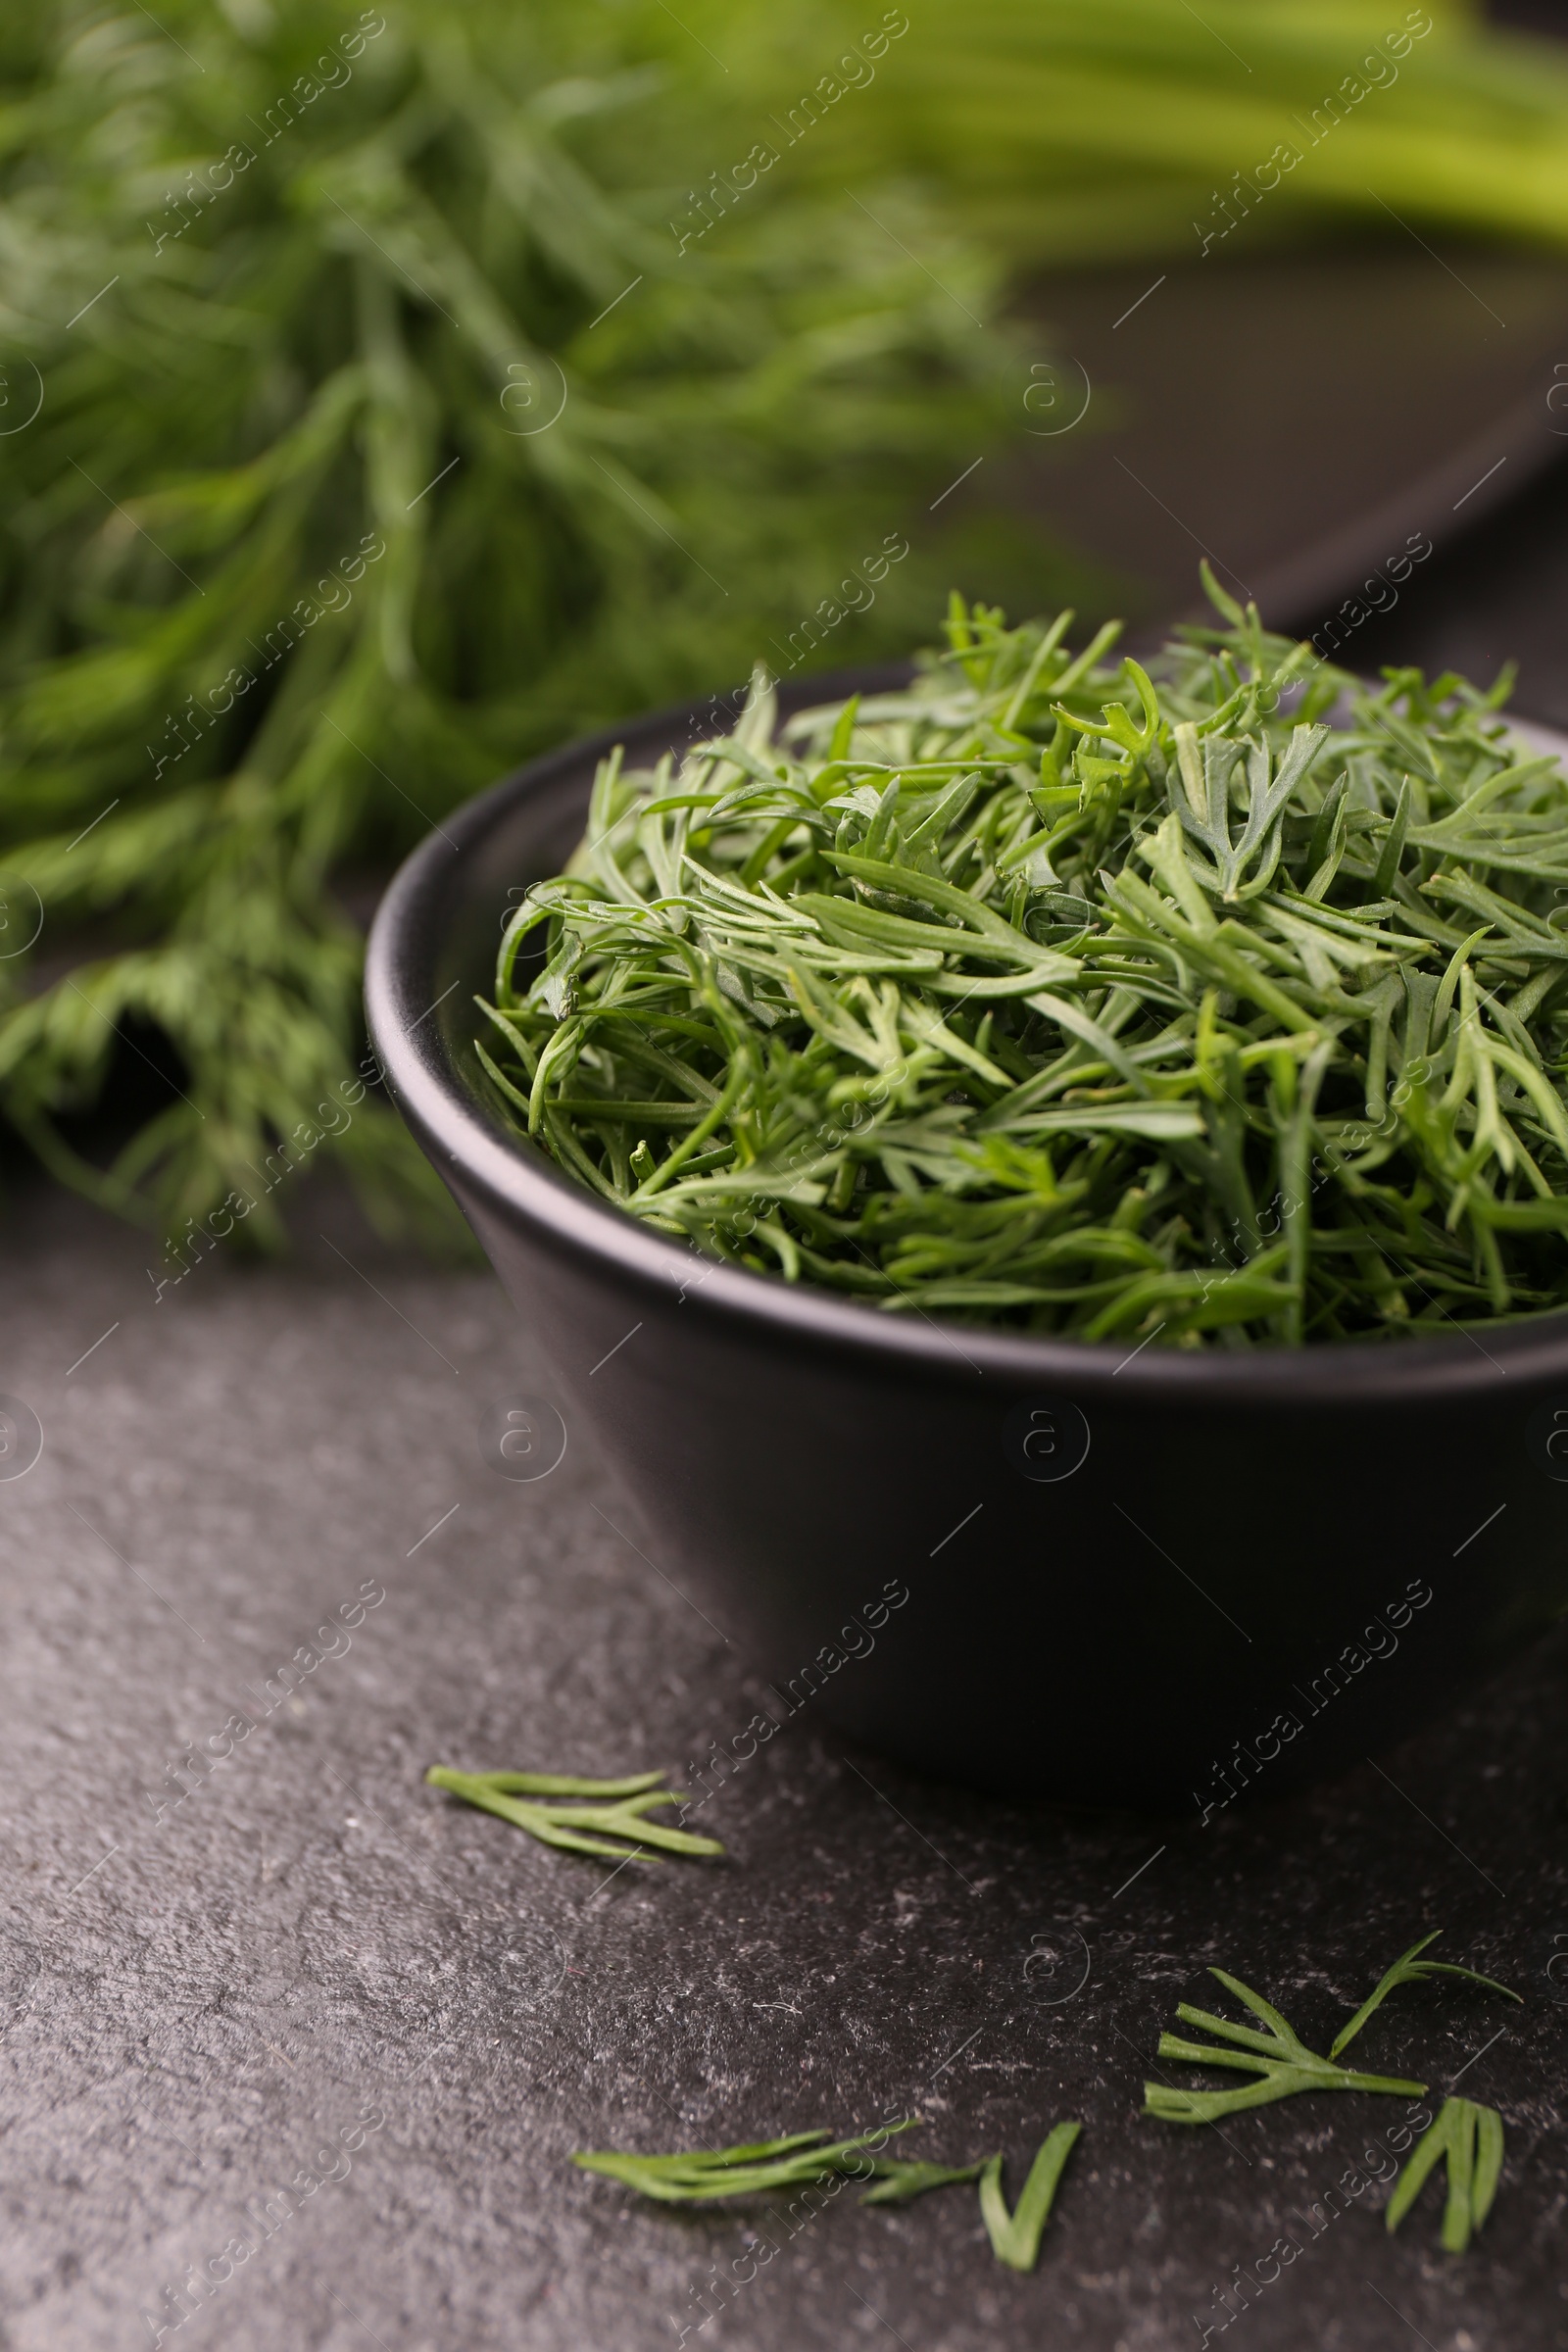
[366,670,1568,1815]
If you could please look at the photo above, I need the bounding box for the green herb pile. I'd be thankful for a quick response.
[480,575,1568,1346]
[0,0,1035,1239]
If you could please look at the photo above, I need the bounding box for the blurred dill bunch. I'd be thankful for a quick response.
[0,0,1050,1243]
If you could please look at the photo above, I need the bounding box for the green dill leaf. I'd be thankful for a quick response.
[1330,1932,1523,2059]
[1145,1967,1427,2125]
[425,1764,723,1861]
[976,2123,1082,2271]
[1385,2097,1505,2254]
[572,2118,920,2202]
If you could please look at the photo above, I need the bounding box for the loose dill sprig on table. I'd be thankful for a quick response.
[479,571,1568,1346]
[573,2117,1083,2269]
[1330,1931,1521,2059]
[977,2124,1081,2271]
[572,2120,919,2201]
[425,1765,723,1862]
[1145,1967,1426,2124]
[1385,2096,1505,2254]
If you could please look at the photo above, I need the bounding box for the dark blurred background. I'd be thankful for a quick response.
[988,0,1568,712]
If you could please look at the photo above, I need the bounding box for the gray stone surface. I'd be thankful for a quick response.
[1,1178,1565,2351]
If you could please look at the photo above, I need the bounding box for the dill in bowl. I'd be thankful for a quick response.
[473,577,1568,1345]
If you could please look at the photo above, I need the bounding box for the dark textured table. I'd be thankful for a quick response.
[2,1173,1565,2352]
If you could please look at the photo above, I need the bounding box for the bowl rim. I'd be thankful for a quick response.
[366,669,1568,1407]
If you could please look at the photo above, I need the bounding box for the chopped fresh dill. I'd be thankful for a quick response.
[977,2124,1081,2270]
[571,2120,920,2202]
[1385,2097,1505,2254]
[425,1765,723,1862]
[572,2117,1081,2268]
[1145,1967,1426,2124]
[479,571,1568,1345]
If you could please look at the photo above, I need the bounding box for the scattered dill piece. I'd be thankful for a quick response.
[572,2120,1074,2267]
[977,2124,1082,2271]
[1385,2097,1505,2254]
[425,1764,723,1862]
[858,2157,987,2206]
[571,2120,919,2202]
[1330,1932,1522,2059]
[1145,1968,1426,2124]
[482,573,1568,1346]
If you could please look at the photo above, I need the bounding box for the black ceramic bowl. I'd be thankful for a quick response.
[367,672,1568,1814]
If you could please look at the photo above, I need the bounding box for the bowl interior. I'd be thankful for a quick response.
[370,667,1568,1402]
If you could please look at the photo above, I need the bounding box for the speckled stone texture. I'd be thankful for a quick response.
[1,1178,1564,2352]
